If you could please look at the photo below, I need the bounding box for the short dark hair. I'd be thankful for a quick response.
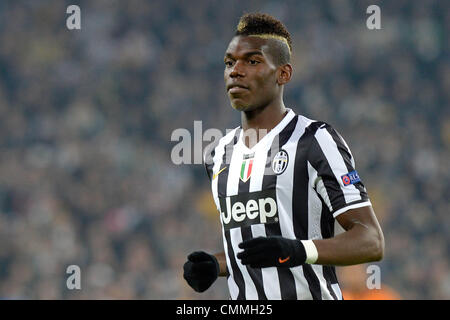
[234,13,292,65]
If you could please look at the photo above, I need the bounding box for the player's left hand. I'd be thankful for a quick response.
[237,236,306,268]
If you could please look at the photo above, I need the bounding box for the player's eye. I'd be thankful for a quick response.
[224,60,234,67]
[249,59,260,65]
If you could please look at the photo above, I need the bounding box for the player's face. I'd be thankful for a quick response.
[224,36,279,111]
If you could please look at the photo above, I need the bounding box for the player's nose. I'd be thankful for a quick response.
[229,60,246,78]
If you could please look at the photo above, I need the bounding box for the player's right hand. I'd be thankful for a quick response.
[183,251,219,292]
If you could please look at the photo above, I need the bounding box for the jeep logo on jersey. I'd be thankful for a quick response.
[272,149,289,175]
[219,189,278,230]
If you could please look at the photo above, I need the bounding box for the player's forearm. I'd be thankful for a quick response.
[214,252,229,277]
[312,223,384,266]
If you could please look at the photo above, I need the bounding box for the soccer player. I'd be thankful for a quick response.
[183,13,384,300]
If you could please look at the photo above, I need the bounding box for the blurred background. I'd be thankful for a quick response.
[0,0,448,299]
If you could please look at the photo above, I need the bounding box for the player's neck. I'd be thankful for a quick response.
[240,99,288,148]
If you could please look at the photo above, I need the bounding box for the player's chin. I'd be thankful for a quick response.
[230,99,253,112]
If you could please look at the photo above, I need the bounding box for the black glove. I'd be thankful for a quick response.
[183,251,219,292]
[237,236,306,268]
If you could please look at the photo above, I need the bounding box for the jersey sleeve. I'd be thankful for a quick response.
[307,123,371,218]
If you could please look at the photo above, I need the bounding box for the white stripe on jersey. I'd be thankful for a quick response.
[306,161,343,299]
[210,128,238,211]
[276,115,314,300]
[314,127,362,205]
[315,177,333,211]
[249,145,281,300]
[308,160,334,212]
[227,143,259,299]
[230,228,259,299]
[331,283,343,300]
[306,168,335,299]
[332,200,372,218]
[210,128,240,299]
[306,163,323,241]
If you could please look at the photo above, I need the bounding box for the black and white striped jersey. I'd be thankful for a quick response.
[204,109,371,300]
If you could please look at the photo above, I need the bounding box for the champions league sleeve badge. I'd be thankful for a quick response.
[341,170,361,186]
[272,150,289,175]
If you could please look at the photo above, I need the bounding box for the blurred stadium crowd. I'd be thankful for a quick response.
[0,0,448,299]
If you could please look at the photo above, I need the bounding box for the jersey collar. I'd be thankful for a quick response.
[237,108,296,153]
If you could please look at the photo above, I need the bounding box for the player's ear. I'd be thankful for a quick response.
[277,63,292,85]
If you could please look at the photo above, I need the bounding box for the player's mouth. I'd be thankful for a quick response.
[227,84,249,93]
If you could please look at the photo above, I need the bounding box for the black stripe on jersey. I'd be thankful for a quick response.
[307,128,347,213]
[319,193,335,240]
[218,129,246,299]
[323,265,338,300]
[262,115,299,299]
[238,164,267,300]
[204,143,217,181]
[217,130,240,198]
[292,121,324,300]
[319,197,339,300]
[324,125,368,201]
[263,115,299,188]
[293,121,324,239]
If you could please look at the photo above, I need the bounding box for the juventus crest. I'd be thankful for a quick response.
[272,149,289,175]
